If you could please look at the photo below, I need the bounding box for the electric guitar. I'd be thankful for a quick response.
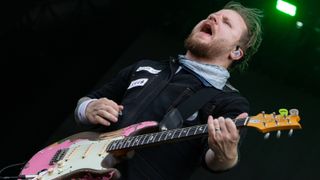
[19,109,302,180]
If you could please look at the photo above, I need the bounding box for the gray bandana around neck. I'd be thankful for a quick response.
[178,55,230,90]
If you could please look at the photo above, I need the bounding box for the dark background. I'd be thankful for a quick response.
[0,0,319,179]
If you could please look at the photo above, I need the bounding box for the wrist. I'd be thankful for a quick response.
[77,98,97,124]
[205,149,239,171]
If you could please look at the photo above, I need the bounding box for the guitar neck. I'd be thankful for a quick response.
[106,117,249,152]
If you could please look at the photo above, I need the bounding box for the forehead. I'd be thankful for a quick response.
[212,9,247,32]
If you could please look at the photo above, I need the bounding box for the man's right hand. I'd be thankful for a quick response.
[85,98,124,126]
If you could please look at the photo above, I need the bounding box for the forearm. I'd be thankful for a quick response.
[205,148,238,171]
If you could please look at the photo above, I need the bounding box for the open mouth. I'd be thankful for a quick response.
[200,23,212,36]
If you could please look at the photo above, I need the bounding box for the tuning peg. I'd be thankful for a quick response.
[276,130,281,138]
[264,132,270,140]
[286,117,291,124]
[263,121,267,127]
[289,109,299,116]
[279,108,288,116]
[288,129,294,137]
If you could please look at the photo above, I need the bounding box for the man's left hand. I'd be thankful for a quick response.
[206,112,248,170]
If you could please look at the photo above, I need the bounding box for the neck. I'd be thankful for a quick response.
[106,117,250,153]
[185,51,231,69]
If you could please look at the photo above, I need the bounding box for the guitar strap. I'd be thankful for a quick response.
[159,85,237,131]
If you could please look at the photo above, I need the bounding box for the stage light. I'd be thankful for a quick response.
[296,21,303,29]
[276,0,297,16]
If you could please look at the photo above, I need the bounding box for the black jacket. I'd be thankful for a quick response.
[80,57,250,180]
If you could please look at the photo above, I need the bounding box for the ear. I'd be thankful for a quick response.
[230,47,244,61]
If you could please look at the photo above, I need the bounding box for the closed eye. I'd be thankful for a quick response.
[223,17,232,27]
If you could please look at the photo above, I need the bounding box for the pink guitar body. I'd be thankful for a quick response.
[19,121,158,180]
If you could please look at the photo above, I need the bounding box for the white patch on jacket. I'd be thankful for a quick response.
[136,66,161,74]
[128,78,148,89]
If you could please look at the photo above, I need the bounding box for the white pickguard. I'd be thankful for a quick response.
[37,136,124,179]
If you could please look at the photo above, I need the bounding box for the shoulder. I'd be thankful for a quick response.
[134,58,171,68]
[128,58,174,75]
[206,83,250,119]
[223,82,239,92]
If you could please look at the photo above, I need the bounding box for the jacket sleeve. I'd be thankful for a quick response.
[73,62,136,126]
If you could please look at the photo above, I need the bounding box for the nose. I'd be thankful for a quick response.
[208,14,221,24]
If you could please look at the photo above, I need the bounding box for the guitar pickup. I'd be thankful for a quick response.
[49,148,69,165]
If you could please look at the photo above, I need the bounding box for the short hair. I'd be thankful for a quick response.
[224,1,263,71]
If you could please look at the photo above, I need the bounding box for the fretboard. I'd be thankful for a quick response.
[106,117,248,152]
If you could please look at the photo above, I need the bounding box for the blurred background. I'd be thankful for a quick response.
[0,0,318,179]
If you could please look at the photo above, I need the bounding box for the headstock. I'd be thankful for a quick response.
[246,108,301,139]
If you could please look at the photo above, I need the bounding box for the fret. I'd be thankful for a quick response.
[203,125,208,133]
[180,128,188,138]
[152,133,160,143]
[124,137,132,148]
[131,137,137,146]
[164,131,170,140]
[167,130,174,139]
[171,129,177,139]
[172,129,180,139]
[127,138,134,148]
[146,133,155,144]
[193,126,200,135]
[185,127,192,136]
[177,129,184,138]
[164,130,174,140]
[115,140,124,150]
[190,127,198,135]
[198,125,205,133]
[133,136,142,146]
[108,141,118,151]
[157,132,165,142]
[189,127,195,134]
[196,125,207,135]
[140,134,148,145]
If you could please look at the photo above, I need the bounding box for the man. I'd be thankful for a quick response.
[74,1,263,179]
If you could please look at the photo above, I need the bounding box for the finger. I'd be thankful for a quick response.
[118,105,124,116]
[105,106,121,118]
[97,109,118,123]
[225,118,239,139]
[236,112,248,119]
[95,115,111,126]
[212,118,222,140]
[94,103,119,117]
[100,98,122,112]
[217,116,227,134]
[207,116,216,137]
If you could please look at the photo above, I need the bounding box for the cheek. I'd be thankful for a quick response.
[223,31,241,44]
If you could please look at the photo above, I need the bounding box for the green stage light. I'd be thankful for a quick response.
[276,0,297,16]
